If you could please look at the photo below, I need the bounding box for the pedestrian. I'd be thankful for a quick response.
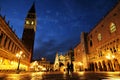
[70,62,73,74]
[67,62,70,74]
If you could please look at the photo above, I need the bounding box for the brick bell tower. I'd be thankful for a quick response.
[22,2,36,62]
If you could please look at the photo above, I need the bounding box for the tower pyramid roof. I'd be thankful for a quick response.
[28,2,35,13]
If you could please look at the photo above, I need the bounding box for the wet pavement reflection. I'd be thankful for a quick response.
[0,72,120,80]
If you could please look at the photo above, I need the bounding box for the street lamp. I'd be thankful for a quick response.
[16,51,25,73]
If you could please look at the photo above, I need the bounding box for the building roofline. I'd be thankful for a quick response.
[88,1,119,34]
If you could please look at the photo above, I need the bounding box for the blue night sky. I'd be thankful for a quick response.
[0,0,118,62]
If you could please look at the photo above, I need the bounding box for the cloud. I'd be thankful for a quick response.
[33,34,80,62]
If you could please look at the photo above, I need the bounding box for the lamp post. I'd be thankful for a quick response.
[16,51,24,73]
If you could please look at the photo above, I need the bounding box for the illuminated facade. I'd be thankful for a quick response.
[54,50,74,72]
[54,53,60,71]
[30,58,52,71]
[54,52,67,72]
[74,2,120,71]
[38,58,50,71]
[0,3,36,71]
[74,32,88,71]
[0,15,30,71]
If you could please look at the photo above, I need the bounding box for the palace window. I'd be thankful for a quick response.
[110,22,116,33]
[98,33,102,41]
[110,48,113,53]
[4,36,7,47]
[99,51,103,57]
[113,46,117,53]
[90,40,93,47]
[0,33,3,43]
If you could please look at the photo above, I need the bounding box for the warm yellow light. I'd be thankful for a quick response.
[106,55,111,59]
[106,54,115,59]
[20,51,23,55]
[16,51,24,58]
[31,21,34,25]
[112,55,115,58]
[42,67,46,71]
[78,72,85,75]
[79,62,83,66]
[38,65,42,68]
[16,53,20,58]
[0,60,2,62]
[26,21,29,24]
[33,61,38,66]
[41,57,45,61]
[30,66,34,68]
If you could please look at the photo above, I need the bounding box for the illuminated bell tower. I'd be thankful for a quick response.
[22,3,36,62]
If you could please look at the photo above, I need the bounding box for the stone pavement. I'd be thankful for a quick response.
[0,71,120,80]
[42,72,80,80]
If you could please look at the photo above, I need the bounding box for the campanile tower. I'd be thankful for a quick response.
[22,3,36,62]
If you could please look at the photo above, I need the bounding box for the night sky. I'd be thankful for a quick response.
[0,0,118,62]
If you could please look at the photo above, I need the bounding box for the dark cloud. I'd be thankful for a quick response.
[33,35,80,62]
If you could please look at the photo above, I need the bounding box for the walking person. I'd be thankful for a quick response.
[70,62,73,74]
[67,62,70,75]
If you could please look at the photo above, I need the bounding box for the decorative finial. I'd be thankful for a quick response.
[3,15,6,20]
[11,25,13,29]
[13,29,16,33]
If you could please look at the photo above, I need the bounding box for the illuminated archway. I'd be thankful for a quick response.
[98,62,103,71]
[113,59,120,71]
[102,61,107,71]
[107,60,114,71]
[94,62,98,71]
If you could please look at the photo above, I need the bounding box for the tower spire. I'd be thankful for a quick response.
[28,2,36,13]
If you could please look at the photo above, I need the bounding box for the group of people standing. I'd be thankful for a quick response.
[67,62,73,74]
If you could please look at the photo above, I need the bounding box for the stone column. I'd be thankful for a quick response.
[9,42,13,51]
[5,38,10,49]
[1,34,6,47]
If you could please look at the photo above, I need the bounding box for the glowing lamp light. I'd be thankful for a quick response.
[106,54,115,60]
[20,51,23,55]
[16,51,23,58]
[112,55,115,58]
[16,51,25,72]
[106,54,111,60]
[79,62,83,66]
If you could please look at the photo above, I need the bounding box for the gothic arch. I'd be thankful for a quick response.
[113,59,120,71]
[102,60,107,71]
[59,62,64,67]
[89,62,94,71]
[94,62,98,71]
[98,62,103,71]
[107,60,114,71]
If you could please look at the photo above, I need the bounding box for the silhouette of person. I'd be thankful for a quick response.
[67,62,70,74]
[70,62,73,73]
